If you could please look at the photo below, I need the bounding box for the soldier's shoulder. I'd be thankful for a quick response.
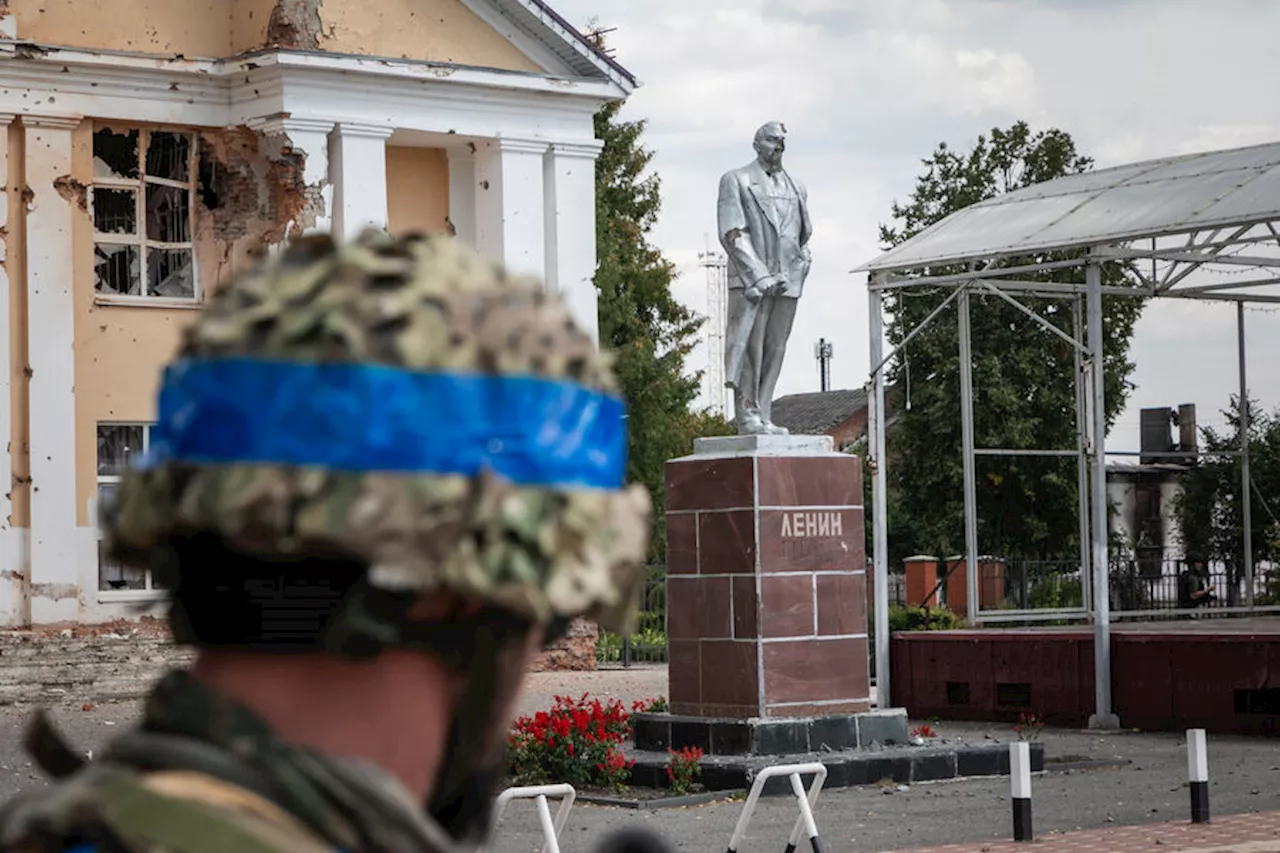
[0,766,334,853]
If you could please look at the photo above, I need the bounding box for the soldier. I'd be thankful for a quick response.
[0,231,661,853]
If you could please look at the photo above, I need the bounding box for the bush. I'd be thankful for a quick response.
[1026,575,1083,609]
[633,696,668,713]
[887,604,966,632]
[597,626,668,663]
[508,693,634,792]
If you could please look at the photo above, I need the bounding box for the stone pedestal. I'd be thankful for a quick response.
[904,556,940,608]
[663,435,869,719]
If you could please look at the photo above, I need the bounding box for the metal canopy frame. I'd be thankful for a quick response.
[856,139,1280,729]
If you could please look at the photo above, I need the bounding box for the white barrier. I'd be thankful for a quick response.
[1187,728,1210,824]
[726,762,828,853]
[1010,742,1032,842]
[488,783,577,853]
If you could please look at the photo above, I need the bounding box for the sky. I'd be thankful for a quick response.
[547,0,1280,448]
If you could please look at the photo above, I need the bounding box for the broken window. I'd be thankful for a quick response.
[91,126,198,301]
[96,422,162,593]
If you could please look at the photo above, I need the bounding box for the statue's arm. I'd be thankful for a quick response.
[717,171,771,286]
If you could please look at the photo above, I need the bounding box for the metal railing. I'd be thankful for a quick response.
[1109,552,1280,615]
[597,563,667,667]
[883,551,1280,620]
[593,553,1280,674]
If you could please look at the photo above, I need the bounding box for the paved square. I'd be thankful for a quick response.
[895,810,1280,853]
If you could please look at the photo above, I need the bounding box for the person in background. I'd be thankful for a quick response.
[1178,558,1217,611]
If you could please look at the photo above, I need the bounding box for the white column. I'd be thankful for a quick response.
[544,140,602,344]
[0,114,15,618]
[328,123,393,241]
[473,138,547,279]
[24,114,82,625]
[252,116,336,236]
[447,146,476,246]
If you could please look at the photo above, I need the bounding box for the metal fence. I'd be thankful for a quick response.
[596,563,667,667]
[1108,553,1280,614]
[592,554,1280,669]
[979,552,1280,616]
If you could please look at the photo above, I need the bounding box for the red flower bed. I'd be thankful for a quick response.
[508,693,637,792]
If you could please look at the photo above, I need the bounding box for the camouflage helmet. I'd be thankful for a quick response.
[102,229,652,637]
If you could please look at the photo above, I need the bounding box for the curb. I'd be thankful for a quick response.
[576,789,746,810]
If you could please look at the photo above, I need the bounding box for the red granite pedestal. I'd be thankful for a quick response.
[664,435,870,719]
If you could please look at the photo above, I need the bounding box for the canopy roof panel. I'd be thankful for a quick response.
[856,140,1280,275]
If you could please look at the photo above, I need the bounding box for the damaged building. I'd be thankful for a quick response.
[0,0,636,627]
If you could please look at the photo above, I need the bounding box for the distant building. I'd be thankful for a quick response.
[770,389,869,451]
[1107,404,1198,563]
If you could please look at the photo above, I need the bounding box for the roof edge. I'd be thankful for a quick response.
[515,0,639,92]
[853,137,1280,276]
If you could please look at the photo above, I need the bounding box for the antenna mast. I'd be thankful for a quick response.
[699,242,728,416]
[815,337,834,392]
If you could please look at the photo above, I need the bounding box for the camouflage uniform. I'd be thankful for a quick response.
[0,231,654,853]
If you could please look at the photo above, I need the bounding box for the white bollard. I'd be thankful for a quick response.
[1010,741,1032,842]
[1187,728,1210,824]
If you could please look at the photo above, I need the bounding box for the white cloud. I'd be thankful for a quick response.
[550,0,1280,428]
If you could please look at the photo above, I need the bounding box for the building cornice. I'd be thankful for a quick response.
[0,40,622,99]
[246,114,335,137]
[22,114,84,130]
[0,41,610,145]
[333,122,397,140]
[549,139,605,159]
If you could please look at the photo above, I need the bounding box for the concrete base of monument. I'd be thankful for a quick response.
[690,433,838,456]
[621,708,1044,796]
[621,739,1047,797]
[632,708,911,755]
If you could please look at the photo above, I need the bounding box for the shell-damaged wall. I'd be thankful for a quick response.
[6,0,541,72]
[54,120,331,530]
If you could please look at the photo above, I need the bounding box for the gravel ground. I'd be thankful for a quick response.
[2,665,1279,853]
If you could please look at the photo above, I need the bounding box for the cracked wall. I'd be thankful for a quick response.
[13,0,539,72]
[3,120,30,628]
[72,121,329,529]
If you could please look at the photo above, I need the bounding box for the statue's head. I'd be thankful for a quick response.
[753,121,787,169]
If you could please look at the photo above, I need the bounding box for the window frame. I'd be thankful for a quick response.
[95,421,166,601]
[89,125,202,308]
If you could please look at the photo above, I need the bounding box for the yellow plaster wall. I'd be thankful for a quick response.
[7,122,29,530]
[230,0,278,54]
[319,0,542,72]
[386,147,451,235]
[16,0,546,71]
[13,0,234,57]
[70,125,207,527]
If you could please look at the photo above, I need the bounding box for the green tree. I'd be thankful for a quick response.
[877,121,1145,566]
[1171,396,1280,604]
[588,30,729,558]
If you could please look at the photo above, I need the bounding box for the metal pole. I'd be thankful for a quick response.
[1073,296,1093,615]
[958,287,980,624]
[868,283,891,706]
[1086,260,1118,729]
[1238,302,1254,610]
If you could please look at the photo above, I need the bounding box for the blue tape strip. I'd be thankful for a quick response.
[141,356,628,490]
